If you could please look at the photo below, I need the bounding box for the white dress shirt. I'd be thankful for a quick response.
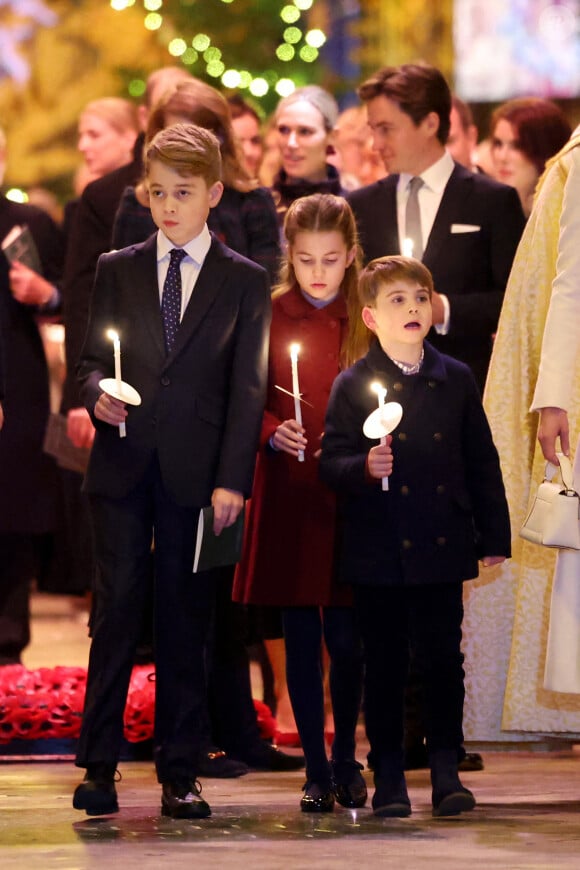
[156,225,212,320]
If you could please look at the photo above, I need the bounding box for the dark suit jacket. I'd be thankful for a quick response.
[0,196,65,532]
[348,163,526,391]
[319,340,511,587]
[78,233,271,506]
[62,142,143,412]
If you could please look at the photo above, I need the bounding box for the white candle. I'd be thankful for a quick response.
[402,238,414,258]
[290,343,304,462]
[372,381,389,491]
[107,328,126,439]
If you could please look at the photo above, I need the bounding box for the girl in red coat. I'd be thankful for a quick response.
[234,193,369,812]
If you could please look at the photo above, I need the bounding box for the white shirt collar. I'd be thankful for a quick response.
[156,224,212,265]
[399,150,455,195]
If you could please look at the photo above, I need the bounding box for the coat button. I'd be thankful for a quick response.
[400,485,410,495]
[398,432,407,441]
[402,539,412,550]
[436,536,447,546]
[433,432,443,441]
[428,380,436,388]
[436,484,445,495]
[161,376,170,386]
[393,382,403,391]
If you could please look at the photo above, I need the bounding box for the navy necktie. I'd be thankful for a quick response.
[161,248,187,354]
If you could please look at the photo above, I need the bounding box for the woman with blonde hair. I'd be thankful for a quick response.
[78,97,140,186]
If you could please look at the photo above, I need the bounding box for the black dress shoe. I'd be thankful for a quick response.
[432,785,476,817]
[230,741,305,771]
[73,763,119,816]
[331,759,368,808]
[458,751,484,772]
[300,781,335,813]
[197,748,249,778]
[161,780,211,819]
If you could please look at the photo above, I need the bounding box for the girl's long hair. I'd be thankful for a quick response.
[275,193,370,367]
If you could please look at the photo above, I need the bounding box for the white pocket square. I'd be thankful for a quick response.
[451,223,481,233]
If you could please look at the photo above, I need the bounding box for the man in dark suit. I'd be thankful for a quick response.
[348,63,526,394]
[72,124,271,819]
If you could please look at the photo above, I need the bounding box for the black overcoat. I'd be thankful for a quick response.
[319,340,511,587]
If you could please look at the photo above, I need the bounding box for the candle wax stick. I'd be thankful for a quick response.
[107,329,126,438]
[373,382,389,491]
[290,344,304,462]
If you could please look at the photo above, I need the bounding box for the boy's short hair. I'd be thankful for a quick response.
[358,255,434,306]
[145,122,222,185]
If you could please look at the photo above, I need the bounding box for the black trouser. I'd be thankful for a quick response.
[76,457,215,783]
[283,606,364,784]
[0,534,35,663]
[354,582,465,772]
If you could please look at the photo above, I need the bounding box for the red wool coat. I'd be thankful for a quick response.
[233,286,352,607]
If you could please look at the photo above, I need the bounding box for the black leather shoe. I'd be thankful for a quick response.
[300,781,335,813]
[331,759,368,808]
[458,751,484,772]
[73,764,119,816]
[372,781,411,818]
[432,785,476,817]
[197,747,249,778]
[230,741,305,771]
[161,780,211,819]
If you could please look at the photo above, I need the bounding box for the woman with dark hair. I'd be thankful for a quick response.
[112,78,280,284]
[490,97,571,217]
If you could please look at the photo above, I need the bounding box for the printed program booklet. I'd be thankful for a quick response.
[1,224,42,273]
[192,504,245,573]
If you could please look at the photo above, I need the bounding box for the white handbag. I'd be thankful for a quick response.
[520,453,580,550]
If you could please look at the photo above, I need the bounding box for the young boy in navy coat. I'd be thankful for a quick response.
[72,123,271,819]
[319,255,510,818]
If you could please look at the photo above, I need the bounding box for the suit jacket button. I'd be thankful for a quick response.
[436,536,447,546]
[428,380,436,388]
[161,376,170,386]
[402,539,412,550]
[398,432,407,441]
[436,484,445,495]
[433,432,443,441]
[400,485,410,495]
[393,382,403,391]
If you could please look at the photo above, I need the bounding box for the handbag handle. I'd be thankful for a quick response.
[545,453,576,493]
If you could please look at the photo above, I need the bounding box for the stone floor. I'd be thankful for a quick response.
[1,593,580,868]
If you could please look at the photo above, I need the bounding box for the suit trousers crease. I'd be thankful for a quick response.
[76,455,215,783]
[354,582,465,769]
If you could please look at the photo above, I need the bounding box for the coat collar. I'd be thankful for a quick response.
[131,233,233,368]
[277,284,348,321]
[366,338,447,383]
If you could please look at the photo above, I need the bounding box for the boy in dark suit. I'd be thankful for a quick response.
[72,123,271,818]
[319,256,510,817]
